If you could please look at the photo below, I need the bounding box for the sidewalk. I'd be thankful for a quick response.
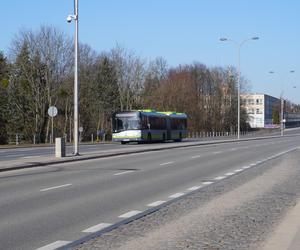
[262,198,300,250]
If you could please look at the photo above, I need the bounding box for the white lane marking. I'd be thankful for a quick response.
[230,148,237,151]
[36,241,71,250]
[82,223,112,233]
[191,155,201,159]
[18,148,40,152]
[250,163,256,166]
[40,184,72,192]
[242,166,250,169]
[225,172,235,176]
[214,176,226,180]
[187,186,202,191]
[256,161,262,164]
[169,192,185,198]
[147,200,166,207]
[119,210,142,218]
[22,156,41,159]
[114,170,134,176]
[234,169,243,172]
[160,161,174,166]
[4,154,22,158]
[213,151,222,154]
[202,181,214,185]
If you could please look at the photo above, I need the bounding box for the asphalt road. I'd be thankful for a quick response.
[0,127,290,162]
[0,134,299,249]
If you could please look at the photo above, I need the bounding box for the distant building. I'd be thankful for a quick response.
[241,93,280,128]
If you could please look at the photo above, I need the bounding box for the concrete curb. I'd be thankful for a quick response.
[1,134,299,173]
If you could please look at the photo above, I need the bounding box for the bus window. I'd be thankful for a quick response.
[113,117,140,132]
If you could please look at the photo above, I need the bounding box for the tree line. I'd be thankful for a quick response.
[0,25,285,144]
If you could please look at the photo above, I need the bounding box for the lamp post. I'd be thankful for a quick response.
[67,0,79,155]
[269,70,295,136]
[220,37,259,139]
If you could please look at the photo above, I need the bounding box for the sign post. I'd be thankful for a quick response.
[48,106,58,143]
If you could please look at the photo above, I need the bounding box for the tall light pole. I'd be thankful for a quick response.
[67,0,79,155]
[220,37,259,139]
[269,70,295,136]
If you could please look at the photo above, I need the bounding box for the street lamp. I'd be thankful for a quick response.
[220,37,259,139]
[269,70,295,136]
[67,0,79,155]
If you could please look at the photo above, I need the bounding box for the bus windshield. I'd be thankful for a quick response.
[113,117,141,132]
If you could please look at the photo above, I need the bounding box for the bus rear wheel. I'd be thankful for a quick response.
[175,133,182,142]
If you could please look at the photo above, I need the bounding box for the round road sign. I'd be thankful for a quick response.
[48,106,58,117]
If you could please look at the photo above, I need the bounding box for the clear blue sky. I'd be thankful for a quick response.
[1,0,299,103]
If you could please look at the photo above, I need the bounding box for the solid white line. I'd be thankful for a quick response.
[225,172,235,176]
[160,161,174,166]
[202,181,214,185]
[147,200,166,207]
[187,186,202,191]
[36,241,71,250]
[82,223,112,233]
[40,184,72,192]
[119,210,142,218]
[191,155,201,159]
[114,170,134,176]
[169,192,185,198]
[214,176,226,180]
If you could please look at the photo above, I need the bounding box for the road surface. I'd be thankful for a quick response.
[0,133,299,249]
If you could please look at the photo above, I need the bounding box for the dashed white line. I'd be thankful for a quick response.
[160,161,174,166]
[36,241,71,250]
[119,210,142,218]
[22,156,41,159]
[225,172,235,176]
[187,186,202,191]
[234,169,243,172]
[214,176,226,180]
[82,223,112,233]
[40,184,72,192]
[202,181,214,185]
[114,170,134,176]
[169,192,185,198]
[191,155,201,159]
[147,200,166,207]
[4,154,21,158]
[213,151,222,154]
[242,166,250,169]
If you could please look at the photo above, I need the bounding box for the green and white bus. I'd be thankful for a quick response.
[112,110,187,144]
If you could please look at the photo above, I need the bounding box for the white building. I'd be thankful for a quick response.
[241,94,280,128]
